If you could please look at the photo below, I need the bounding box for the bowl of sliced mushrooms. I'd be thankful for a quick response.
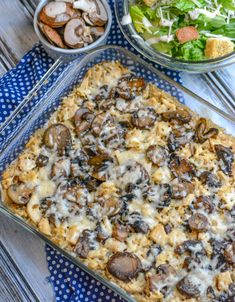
[34,0,112,60]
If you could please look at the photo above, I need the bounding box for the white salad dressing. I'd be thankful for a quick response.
[142,17,153,28]
[121,14,132,25]
[159,19,174,27]
[145,34,174,44]
[189,5,222,20]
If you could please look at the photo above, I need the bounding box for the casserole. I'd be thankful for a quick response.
[0,46,234,302]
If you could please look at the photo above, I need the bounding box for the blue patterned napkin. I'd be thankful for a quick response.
[0,1,184,301]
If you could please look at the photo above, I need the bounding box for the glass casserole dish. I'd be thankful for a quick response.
[0,46,234,302]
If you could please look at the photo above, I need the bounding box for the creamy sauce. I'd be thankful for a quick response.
[145,34,174,44]
[189,5,222,20]
[121,14,132,25]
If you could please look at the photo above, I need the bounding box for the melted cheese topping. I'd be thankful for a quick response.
[2,61,235,302]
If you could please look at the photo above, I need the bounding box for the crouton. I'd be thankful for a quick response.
[205,38,234,59]
[142,0,158,7]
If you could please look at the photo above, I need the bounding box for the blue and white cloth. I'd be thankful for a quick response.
[0,1,184,301]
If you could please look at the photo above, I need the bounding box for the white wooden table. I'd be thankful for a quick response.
[0,1,234,302]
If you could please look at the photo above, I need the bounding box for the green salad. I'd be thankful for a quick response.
[127,0,235,61]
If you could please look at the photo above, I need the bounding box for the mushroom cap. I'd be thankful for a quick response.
[107,252,142,281]
[162,109,191,124]
[88,0,108,26]
[73,0,97,12]
[188,213,209,232]
[90,26,105,38]
[82,12,94,25]
[43,123,72,155]
[74,108,94,134]
[177,276,201,298]
[195,118,218,143]
[39,23,66,48]
[39,2,75,28]
[64,18,85,48]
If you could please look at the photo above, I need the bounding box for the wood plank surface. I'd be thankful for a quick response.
[0,1,55,302]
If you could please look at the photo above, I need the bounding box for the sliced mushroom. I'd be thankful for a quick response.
[98,98,115,111]
[82,175,102,191]
[116,75,146,100]
[215,144,234,176]
[195,118,218,143]
[88,0,108,26]
[164,223,172,234]
[167,130,194,152]
[146,264,176,294]
[183,256,201,271]
[97,194,123,217]
[175,240,206,256]
[73,0,97,12]
[91,112,114,136]
[224,242,235,264]
[51,158,71,178]
[142,245,162,272]
[90,26,105,38]
[112,223,129,242]
[82,26,93,44]
[39,1,75,27]
[70,151,90,177]
[162,109,191,124]
[36,154,49,167]
[107,252,141,281]
[88,153,112,167]
[88,153,113,181]
[74,108,94,134]
[64,18,85,48]
[7,183,34,205]
[194,196,214,213]
[93,85,109,101]
[123,162,150,195]
[147,184,172,208]
[63,185,88,206]
[188,213,209,232]
[146,145,168,166]
[82,12,94,25]
[131,107,158,130]
[74,229,97,258]
[96,217,112,241]
[199,171,221,188]
[39,23,66,48]
[177,276,201,298]
[128,212,149,234]
[169,154,195,180]
[171,178,195,199]
[43,123,72,155]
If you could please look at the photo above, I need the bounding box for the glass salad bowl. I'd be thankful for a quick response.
[115,0,235,73]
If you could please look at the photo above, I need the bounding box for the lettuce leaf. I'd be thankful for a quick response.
[212,19,235,37]
[130,5,146,33]
[152,41,174,54]
[219,0,235,10]
[173,38,206,60]
[173,0,196,12]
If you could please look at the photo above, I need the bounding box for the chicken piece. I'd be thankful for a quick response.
[205,38,234,59]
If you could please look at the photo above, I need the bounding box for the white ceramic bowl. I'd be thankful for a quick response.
[34,0,112,61]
